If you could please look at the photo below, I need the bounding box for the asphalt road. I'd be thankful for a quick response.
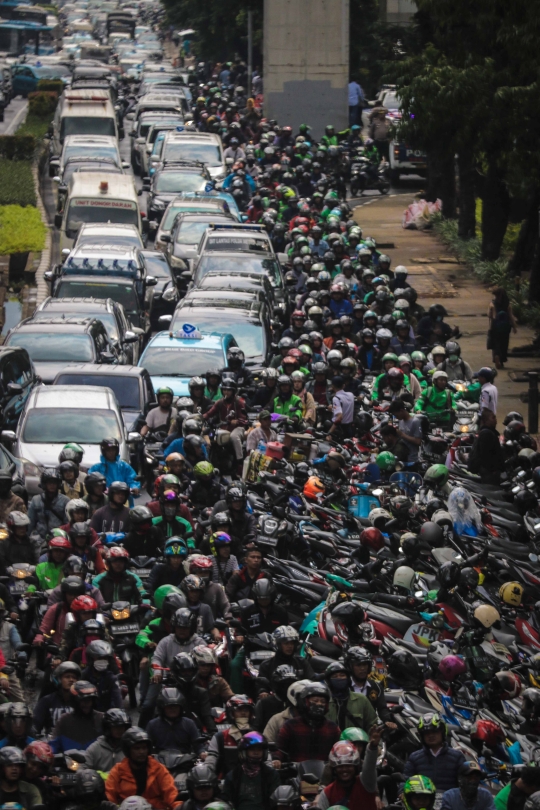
[0,97,28,135]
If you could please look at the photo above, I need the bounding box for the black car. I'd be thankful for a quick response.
[4,317,120,384]
[32,297,143,364]
[140,250,180,326]
[143,160,211,223]
[0,346,38,430]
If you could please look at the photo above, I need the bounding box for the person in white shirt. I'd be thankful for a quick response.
[477,367,498,414]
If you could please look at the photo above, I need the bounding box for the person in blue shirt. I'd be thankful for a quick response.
[309,225,330,258]
[223,165,256,194]
[348,78,365,126]
[88,438,139,507]
[329,285,354,318]
[442,761,496,810]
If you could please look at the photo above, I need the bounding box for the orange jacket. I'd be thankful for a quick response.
[106,755,180,810]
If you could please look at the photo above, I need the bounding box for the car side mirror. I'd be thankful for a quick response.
[123,330,139,343]
[54,213,62,229]
[7,382,22,396]
[128,432,143,443]
[53,176,60,183]
[160,234,171,243]
[61,248,70,260]
[100,351,116,363]
[158,314,173,329]
[145,275,157,287]
[44,270,53,282]
[1,430,16,444]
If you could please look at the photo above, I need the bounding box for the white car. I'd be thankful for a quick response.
[2,385,140,494]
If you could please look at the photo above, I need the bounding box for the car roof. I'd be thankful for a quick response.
[184,290,260,303]
[10,318,98,333]
[30,384,116,409]
[156,162,206,174]
[56,274,135,286]
[38,297,116,312]
[70,243,140,259]
[55,363,147,377]
[175,301,264,319]
[63,134,118,146]
[78,222,141,236]
[197,271,272,289]
[146,331,230,349]
[68,172,138,200]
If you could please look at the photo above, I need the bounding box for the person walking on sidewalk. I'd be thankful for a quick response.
[488,287,517,369]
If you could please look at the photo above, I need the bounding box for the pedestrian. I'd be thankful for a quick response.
[467,409,506,484]
[369,108,390,161]
[488,287,517,369]
[477,367,498,414]
[348,78,364,127]
[327,376,355,440]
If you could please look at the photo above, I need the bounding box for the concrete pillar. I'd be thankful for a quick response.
[263,0,349,140]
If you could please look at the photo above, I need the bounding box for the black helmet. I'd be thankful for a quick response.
[52,660,81,685]
[297,682,330,720]
[439,560,460,589]
[86,639,113,663]
[514,488,538,516]
[504,420,527,441]
[122,727,152,757]
[355,411,373,433]
[171,652,198,684]
[227,347,245,366]
[129,505,153,527]
[211,511,231,531]
[425,498,446,519]
[157,687,186,716]
[40,468,62,488]
[459,567,480,589]
[70,680,98,706]
[226,485,246,508]
[58,460,79,478]
[503,411,524,426]
[61,575,86,597]
[69,521,92,542]
[0,746,26,766]
[103,708,131,736]
[270,785,301,809]
[63,555,87,577]
[84,471,107,494]
[252,578,276,602]
[271,664,297,699]
[186,763,219,793]
[183,435,206,454]
[108,481,130,500]
[171,607,198,633]
[419,521,444,548]
[325,660,351,690]
[387,648,423,688]
[331,601,367,629]
[344,646,372,670]
[74,769,105,798]
[161,591,188,619]
[100,437,120,453]
[401,533,420,559]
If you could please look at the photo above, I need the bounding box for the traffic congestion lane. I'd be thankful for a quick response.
[0,97,28,135]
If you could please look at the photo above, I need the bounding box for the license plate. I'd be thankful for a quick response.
[250,651,274,662]
[110,622,139,634]
[9,581,28,594]
[134,569,151,577]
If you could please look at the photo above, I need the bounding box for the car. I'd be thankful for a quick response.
[53,157,125,214]
[131,94,186,123]
[151,130,225,181]
[11,62,71,97]
[4,317,121,384]
[59,134,125,175]
[138,329,237,397]
[144,161,212,223]
[0,346,38,430]
[46,244,158,334]
[74,223,144,251]
[52,364,156,468]
[195,223,275,258]
[32,297,143,364]
[140,250,180,326]
[195,270,277,311]
[141,122,184,176]
[1,385,138,495]
[165,297,273,369]
[129,111,184,174]
[163,211,236,271]
[152,193,238,250]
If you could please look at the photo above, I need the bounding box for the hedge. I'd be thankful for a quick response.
[28,90,58,117]
[0,159,35,207]
[36,79,63,94]
[0,205,46,254]
[0,134,36,160]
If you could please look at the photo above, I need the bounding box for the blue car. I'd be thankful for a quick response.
[137,325,237,397]
[11,62,71,97]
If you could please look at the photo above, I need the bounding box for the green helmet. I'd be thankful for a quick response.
[424,464,449,489]
[392,310,406,321]
[51,528,70,539]
[382,352,399,364]
[156,386,174,397]
[402,776,437,810]
[161,474,181,487]
[364,310,377,321]
[194,461,214,479]
[64,442,84,454]
[376,451,397,472]
[298,344,313,356]
[411,351,427,363]
[340,727,369,744]
[154,584,181,611]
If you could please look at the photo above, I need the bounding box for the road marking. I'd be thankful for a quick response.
[4,101,28,135]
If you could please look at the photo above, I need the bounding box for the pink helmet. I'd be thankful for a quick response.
[439,654,467,682]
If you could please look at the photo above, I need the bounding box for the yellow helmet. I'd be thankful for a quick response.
[473,604,500,629]
[498,581,524,607]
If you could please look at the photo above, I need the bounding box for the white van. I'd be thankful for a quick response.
[56,172,142,253]
[51,89,118,158]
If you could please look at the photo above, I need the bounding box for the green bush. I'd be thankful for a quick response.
[0,159,35,206]
[36,79,63,94]
[16,113,50,140]
[0,205,46,254]
[0,134,36,160]
[28,91,58,117]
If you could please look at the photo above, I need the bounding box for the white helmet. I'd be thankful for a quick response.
[287,679,312,707]
[369,507,392,529]
[192,645,216,665]
[395,265,408,275]
[432,370,448,382]
[393,565,416,592]
[66,499,89,520]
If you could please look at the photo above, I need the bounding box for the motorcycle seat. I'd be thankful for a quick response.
[308,635,342,659]
[365,606,414,634]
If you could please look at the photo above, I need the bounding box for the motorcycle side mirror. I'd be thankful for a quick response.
[65,750,86,764]
[214,618,228,630]
[530,553,539,563]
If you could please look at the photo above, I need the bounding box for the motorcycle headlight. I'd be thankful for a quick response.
[112,608,130,620]
[459,425,470,433]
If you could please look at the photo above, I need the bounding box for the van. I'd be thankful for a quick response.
[50,89,118,159]
[155,131,225,181]
[56,171,142,252]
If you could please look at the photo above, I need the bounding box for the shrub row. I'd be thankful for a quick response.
[0,205,46,255]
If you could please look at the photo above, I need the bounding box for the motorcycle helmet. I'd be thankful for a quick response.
[522,688,540,718]
[128,505,153,530]
[303,476,325,500]
[70,680,98,705]
[503,411,524,426]
[473,603,500,629]
[418,712,447,739]
[344,646,372,671]
[270,785,301,810]
[60,442,84,464]
[504,420,526,441]
[438,655,467,682]
[163,537,189,559]
[170,651,198,685]
[424,464,450,489]
[86,639,113,664]
[376,451,397,472]
[387,649,423,689]
[499,581,524,606]
[470,718,505,749]
[0,746,26,767]
[157,687,187,717]
[161,591,188,619]
[393,565,416,594]
[52,660,81,685]
[403,776,437,810]
[108,481,130,501]
[6,511,30,530]
[272,625,299,651]
[192,645,216,667]
[297,682,330,720]
[186,763,219,793]
[180,574,205,598]
[513,489,538,516]
[252,578,277,603]
[23,741,54,767]
[368,507,392,530]
[329,740,360,768]
[419,522,444,548]
[71,595,97,616]
[356,411,373,433]
[491,671,522,699]
[102,708,131,736]
[401,533,420,559]
[85,471,107,494]
[171,608,198,633]
[459,567,480,590]
[331,601,367,630]
[225,693,255,726]
[237,731,268,763]
[359,527,385,552]
[121,727,152,757]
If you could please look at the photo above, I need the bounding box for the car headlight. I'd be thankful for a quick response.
[21,460,40,477]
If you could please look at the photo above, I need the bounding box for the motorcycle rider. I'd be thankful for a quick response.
[82,640,123,712]
[183,764,220,810]
[148,475,194,525]
[0,471,25,523]
[442,760,496,810]
[259,625,314,682]
[187,555,231,620]
[88,438,139,505]
[180,574,220,637]
[220,347,253,388]
[276,682,340,763]
[325,661,377,732]
[93,546,145,604]
[147,537,189,594]
[32,661,80,734]
[89,481,131,534]
[47,555,104,606]
[0,703,34,750]
[345,647,396,728]
[316,731,382,810]
[51,680,104,752]
[0,600,24,701]
[83,471,108,517]
[68,521,106,574]
[141,387,177,437]
[494,763,540,810]
[204,379,249,475]
[272,375,303,422]
[27,469,69,542]
[438,341,473,382]
[146,687,204,754]
[207,530,239,585]
[188,462,224,509]
[84,707,131,773]
[152,489,194,546]
[0,511,39,572]
[212,485,257,554]
[401,713,466,792]
[193,644,234,706]
[34,533,72,590]
[414,370,456,424]
[241,578,289,633]
[0,746,42,807]
[207,694,256,775]
[58,459,85,500]
[222,731,280,810]
[105,727,180,809]
[467,409,506,484]
[226,545,265,600]
[23,741,54,803]
[123,505,161,557]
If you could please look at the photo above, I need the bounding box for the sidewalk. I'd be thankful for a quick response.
[352,193,536,425]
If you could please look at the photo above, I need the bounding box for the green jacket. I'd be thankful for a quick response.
[454,380,481,403]
[494,782,512,810]
[326,691,377,731]
[372,372,413,401]
[35,560,64,590]
[152,515,194,546]
[136,615,168,650]
[412,368,428,390]
[273,394,303,419]
[414,385,456,419]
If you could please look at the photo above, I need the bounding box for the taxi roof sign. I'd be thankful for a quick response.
[172,323,202,340]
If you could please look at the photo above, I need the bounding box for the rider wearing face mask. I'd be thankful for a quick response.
[276,682,340,763]
[324,662,377,733]
[81,640,123,713]
[441,761,494,810]
[206,695,256,776]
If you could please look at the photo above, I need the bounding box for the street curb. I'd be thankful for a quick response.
[32,157,51,307]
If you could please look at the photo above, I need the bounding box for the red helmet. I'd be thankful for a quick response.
[470,719,505,748]
[189,556,213,574]
[71,595,98,614]
[108,546,130,560]
[491,671,522,699]
[287,348,303,361]
[388,367,404,384]
[292,310,306,321]
[360,527,385,552]
[48,536,72,552]
[24,741,54,766]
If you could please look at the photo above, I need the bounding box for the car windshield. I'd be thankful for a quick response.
[142,253,171,278]
[7,332,94,362]
[154,172,207,194]
[60,117,116,140]
[164,143,222,167]
[77,233,142,249]
[175,221,215,246]
[56,281,139,314]
[33,311,119,341]
[174,316,263,358]
[141,346,223,376]
[205,236,271,253]
[23,408,122,443]
[63,163,122,183]
[161,204,224,231]
[54,374,140,408]
[67,199,139,234]
[196,255,282,288]
[63,144,119,163]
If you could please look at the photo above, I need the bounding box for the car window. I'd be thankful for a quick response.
[7,332,95,363]
[161,204,224,231]
[60,116,117,140]
[54,374,141,409]
[175,221,214,246]
[141,252,172,278]
[55,282,139,315]
[204,235,271,253]
[63,144,119,163]
[163,142,222,167]
[33,311,119,341]
[66,199,138,235]
[0,445,12,471]
[196,256,282,288]
[23,408,122,443]
[154,172,207,194]
[140,346,224,376]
